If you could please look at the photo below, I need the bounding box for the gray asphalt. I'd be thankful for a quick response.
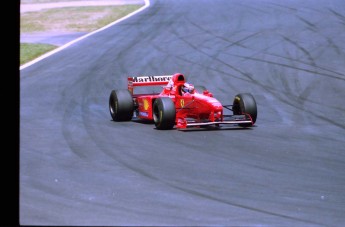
[20,0,345,226]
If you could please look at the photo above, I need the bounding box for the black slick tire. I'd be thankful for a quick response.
[232,93,257,126]
[153,97,176,130]
[109,89,134,121]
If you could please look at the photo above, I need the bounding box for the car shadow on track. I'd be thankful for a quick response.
[131,118,256,132]
[177,125,255,132]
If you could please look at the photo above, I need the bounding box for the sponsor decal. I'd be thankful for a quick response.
[143,99,149,110]
[180,99,185,108]
[139,112,149,117]
[132,75,172,83]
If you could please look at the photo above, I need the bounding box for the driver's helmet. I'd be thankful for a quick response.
[181,83,194,94]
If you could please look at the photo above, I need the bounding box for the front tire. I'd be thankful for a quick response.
[109,89,134,121]
[233,93,257,126]
[153,97,176,130]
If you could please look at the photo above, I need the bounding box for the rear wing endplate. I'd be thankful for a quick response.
[128,75,173,95]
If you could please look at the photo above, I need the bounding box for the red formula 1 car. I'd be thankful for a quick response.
[109,73,257,130]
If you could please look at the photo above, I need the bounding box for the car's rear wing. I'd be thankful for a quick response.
[128,75,173,95]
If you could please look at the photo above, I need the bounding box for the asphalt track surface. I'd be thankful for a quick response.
[20,0,345,226]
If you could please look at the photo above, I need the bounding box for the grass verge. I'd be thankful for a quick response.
[20,43,58,65]
[20,4,143,66]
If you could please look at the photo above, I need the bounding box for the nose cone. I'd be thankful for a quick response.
[195,93,223,111]
[211,100,223,111]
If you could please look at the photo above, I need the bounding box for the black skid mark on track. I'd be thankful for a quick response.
[240,70,345,131]
[81,124,326,226]
[281,35,317,67]
[268,2,297,12]
[329,8,345,27]
[260,51,345,78]
[234,55,345,82]
[164,184,325,226]
[296,15,318,32]
[326,37,343,56]
[185,18,251,50]
[170,21,264,88]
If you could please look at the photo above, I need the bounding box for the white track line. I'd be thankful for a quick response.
[21,1,145,13]
[20,0,150,70]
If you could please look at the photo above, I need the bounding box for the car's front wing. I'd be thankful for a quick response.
[178,114,253,130]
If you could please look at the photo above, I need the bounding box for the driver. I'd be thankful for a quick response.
[181,83,194,95]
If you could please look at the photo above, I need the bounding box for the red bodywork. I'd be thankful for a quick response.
[128,73,252,129]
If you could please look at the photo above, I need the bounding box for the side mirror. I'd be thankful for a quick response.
[203,90,213,97]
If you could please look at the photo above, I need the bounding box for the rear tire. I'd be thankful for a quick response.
[153,97,176,130]
[233,93,257,126]
[109,89,134,121]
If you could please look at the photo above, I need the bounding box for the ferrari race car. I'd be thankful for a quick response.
[109,73,257,130]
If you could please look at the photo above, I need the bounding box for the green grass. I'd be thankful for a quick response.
[21,5,143,33]
[20,4,143,66]
[20,43,58,65]
[22,0,98,3]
